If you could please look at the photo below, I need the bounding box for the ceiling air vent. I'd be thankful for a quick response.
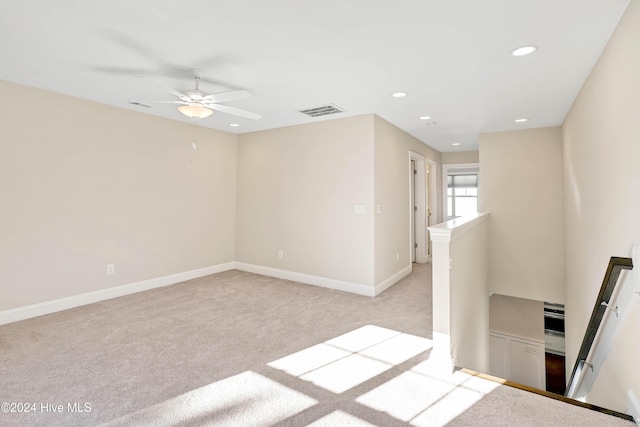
[298,104,346,118]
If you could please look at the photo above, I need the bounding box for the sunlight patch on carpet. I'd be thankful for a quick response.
[356,362,500,426]
[356,370,460,422]
[359,332,433,365]
[306,410,377,426]
[104,371,317,426]
[267,343,351,377]
[325,325,401,352]
[299,353,391,394]
[267,325,433,394]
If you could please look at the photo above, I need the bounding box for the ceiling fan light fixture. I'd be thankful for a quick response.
[178,104,214,119]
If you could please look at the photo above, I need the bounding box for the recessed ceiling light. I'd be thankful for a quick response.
[392,92,407,98]
[511,45,538,57]
[229,123,240,127]
[452,143,461,146]
[514,118,529,123]
[419,116,432,120]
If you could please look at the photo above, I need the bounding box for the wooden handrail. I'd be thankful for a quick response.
[565,256,633,397]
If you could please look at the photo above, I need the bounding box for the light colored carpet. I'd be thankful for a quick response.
[0,263,633,426]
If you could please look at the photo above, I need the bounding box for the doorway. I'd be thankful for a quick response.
[411,159,416,262]
[409,152,429,263]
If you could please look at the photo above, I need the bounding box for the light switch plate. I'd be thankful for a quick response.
[354,204,366,215]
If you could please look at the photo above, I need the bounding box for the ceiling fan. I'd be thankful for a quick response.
[134,70,261,121]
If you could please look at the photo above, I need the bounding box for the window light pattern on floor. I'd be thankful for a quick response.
[357,363,499,425]
[267,325,433,393]
[106,371,317,426]
[106,325,500,427]
[267,324,501,427]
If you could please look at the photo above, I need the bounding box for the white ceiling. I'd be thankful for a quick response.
[0,0,629,152]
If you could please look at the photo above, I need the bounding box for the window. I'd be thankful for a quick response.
[446,170,479,220]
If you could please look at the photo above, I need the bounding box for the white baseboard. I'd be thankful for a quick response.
[1,261,414,326]
[374,264,412,296]
[0,262,236,326]
[235,262,375,296]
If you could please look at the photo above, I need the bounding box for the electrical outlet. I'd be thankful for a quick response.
[278,250,284,260]
[107,264,115,275]
[396,253,400,262]
[525,346,537,354]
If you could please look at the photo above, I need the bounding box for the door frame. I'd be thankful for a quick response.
[409,152,428,263]
[426,158,437,260]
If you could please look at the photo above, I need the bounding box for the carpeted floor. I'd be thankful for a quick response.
[0,263,634,426]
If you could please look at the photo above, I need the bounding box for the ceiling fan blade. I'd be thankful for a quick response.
[134,76,190,102]
[208,104,261,120]
[91,65,154,76]
[143,100,187,105]
[202,90,251,103]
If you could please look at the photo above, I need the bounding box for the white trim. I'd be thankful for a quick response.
[235,262,375,296]
[374,264,412,296]
[410,152,428,263]
[429,212,490,243]
[635,243,640,295]
[426,158,437,259]
[1,261,415,326]
[426,332,455,374]
[0,262,236,325]
[442,162,480,220]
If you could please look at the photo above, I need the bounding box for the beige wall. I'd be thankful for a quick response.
[236,115,375,286]
[562,0,640,412]
[489,294,544,342]
[373,116,442,284]
[0,84,443,315]
[430,214,490,373]
[479,127,565,303]
[6,69,580,403]
[449,218,490,372]
[0,80,237,311]
[374,117,411,283]
[235,114,443,290]
[441,151,479,165]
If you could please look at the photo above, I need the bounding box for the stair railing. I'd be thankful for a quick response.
[565,256,633,398]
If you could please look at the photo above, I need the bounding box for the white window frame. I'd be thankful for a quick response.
[442,163,480,220]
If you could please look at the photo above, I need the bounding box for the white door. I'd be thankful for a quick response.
[410,159,416,262]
